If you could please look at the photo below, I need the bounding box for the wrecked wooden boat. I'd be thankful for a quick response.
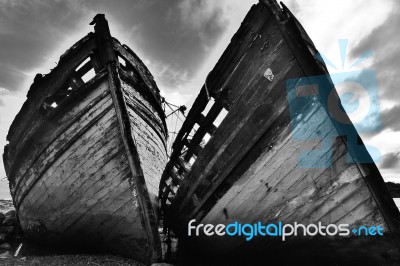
[159,0,400,258]
[3,14,167,264]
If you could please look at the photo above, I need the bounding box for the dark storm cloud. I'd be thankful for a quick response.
[95,0,227,91]
[0,63,26,91]
[0,0,92,92]
[0,0,227,95]
[381,105,400,132]
[351,0,400,100]
[380,152,400,169]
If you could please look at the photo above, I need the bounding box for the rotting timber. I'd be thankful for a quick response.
[3,15,167,265]
[159,0,400,258]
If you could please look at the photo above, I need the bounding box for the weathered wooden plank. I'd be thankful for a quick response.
[280,180,370,224]
[215,27,285,109]
[21,155,129,231]
[13,86,112,197]
[25,116,121,208]
[122,79,167,138]
[202,118,335,223]
[107,57,161,262]
[16,109,116,210]
[19,108,118,206]
[48,166,130,231]
[14,101,115,207]
[255,142,348,222]
[63,186,132,234]
[316,186,377,225]
[203,170,378,255]
[233,139,338,221]
[196,114,218,135]
[69,72,85,89]
[114,42,161,102]
[99,195,140,233]
[125,104,168,196]
[175,57,295,200]
[43,149,127,227]
[18,130,124,214]
[171,58,300,227]
[334,200,385,227]
[205,4,266,99]
[66,189,134,233]
[127,109,166,160]
[76,60,93,78]
[203,105,335,223]
[100,199,149,258]
[10,75,108,186]
[184,102,223,161]
[198,86,317,222]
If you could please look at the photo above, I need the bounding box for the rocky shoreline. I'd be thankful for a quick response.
[0,201,22,259]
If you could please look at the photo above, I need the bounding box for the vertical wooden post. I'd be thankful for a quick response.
[91,14,162,263]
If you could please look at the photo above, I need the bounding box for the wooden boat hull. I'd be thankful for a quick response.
[159,0,400,257]
[3,15,167,265]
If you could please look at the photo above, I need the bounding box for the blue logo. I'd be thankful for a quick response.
[188,219,383,241]
[286,39,382,168]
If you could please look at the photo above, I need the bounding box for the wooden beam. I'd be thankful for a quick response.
[184,102,223,161]
[93,14,162,263]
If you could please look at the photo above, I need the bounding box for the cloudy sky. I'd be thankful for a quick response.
[0,0,399,198]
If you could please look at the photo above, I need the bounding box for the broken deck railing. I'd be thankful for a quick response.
[159,85,229,220]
